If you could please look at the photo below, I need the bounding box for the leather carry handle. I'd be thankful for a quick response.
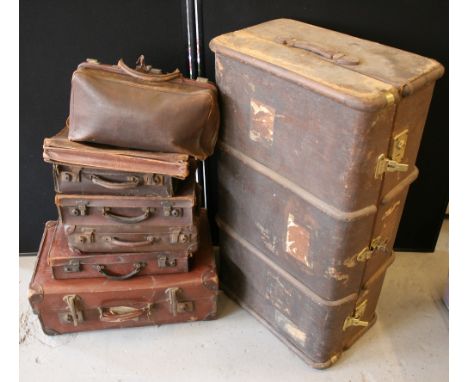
[106,236,156,247]
[102,207,151,224]
[117,58,181,82]
[278,37,360,66]
[99,304,151,323]
[94,262,146,280]
[90,175,140,190]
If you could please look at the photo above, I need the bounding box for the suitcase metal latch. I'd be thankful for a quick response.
[356,236,388,262]
[375,155,409,179]
[165,287,194,316]
[162,202,182,217]
[343,299,368,331]
[144,174,163,186]
[158,256,177,268]
[60,295,84,326]
[375,130,410,179]
[63,259,81,273]
[70,204,87,216]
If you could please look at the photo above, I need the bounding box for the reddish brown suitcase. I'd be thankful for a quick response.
[57,179,196,227]
[28,210,218,335]
[210,19,444,367]
[47,222,191,279]
[44,126,195,196]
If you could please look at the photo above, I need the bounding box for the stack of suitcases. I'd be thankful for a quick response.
[28,58,219,334]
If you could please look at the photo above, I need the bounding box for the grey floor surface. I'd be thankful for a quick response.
[19,220,449,382]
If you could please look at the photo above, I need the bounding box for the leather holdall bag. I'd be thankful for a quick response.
[68,56,220,160]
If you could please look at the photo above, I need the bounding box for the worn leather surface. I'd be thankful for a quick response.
[68,59,220,159]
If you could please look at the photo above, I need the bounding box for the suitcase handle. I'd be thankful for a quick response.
[90,174,140,190]
[117,57,181,82]
[94,262,146,280]
[99,304,151,323]
[106,235,156,247]
[278,37,360,66]
[102,207,151,224]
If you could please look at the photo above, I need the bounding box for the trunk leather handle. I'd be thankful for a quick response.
[99,304,151,323]
[105,235,156,247]
[94,262,146,280]
[278,37,360,65]
[102,207,151,224]
[117,58,181,82]
[90,175,140,190]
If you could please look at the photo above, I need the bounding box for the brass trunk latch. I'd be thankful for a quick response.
[356,236,388,263]
[343,300,368,331]
[375,129,410,179]
[165,287,194,316]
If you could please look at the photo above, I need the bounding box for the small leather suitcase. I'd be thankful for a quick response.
[28,210,218,335]
[47,222,191,280]
[56,179,197,230]
[43,126,196,180]
[219,222,394,369]
[63,223,198,254]
[52,163,181,197]
[210,19,444,367]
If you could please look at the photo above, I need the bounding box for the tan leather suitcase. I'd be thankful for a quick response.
[47,222,191,279]
[28,210,218,335]
[210,19,444,367]
[44,126,195,182]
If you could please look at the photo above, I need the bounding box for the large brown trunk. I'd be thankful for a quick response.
[210,19,444,368]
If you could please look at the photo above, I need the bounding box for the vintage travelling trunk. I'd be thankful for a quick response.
[44,126,194,196]
[56,179,197,231]
[63,222,198,254]
[46,221,191,280]
[210,19,443,367]
[28,211,218,335]
[218,222,394,369]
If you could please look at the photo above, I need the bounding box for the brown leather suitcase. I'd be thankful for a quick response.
[63,223,198,254]
[57,179,197,231]
[44,126,194,183]
[210,19,444,367]
[219,224,394,369]
[47,221,190,279]
[52,163,181,197]
[68,56,220,160]
[28,210,218,335]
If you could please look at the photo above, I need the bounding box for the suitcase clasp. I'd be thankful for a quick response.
[165,287,194,316]
[60,295,84,327]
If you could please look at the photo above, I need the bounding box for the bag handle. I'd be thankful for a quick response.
[105,236,156,247]
[278,37,360,66]
[99,304,151,323]
[94,262,146,280]
[117,55,182,82]
[90,174,140,190]
[101,207,151,224]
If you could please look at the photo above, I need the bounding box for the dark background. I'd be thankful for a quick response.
[20,0,448,253]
